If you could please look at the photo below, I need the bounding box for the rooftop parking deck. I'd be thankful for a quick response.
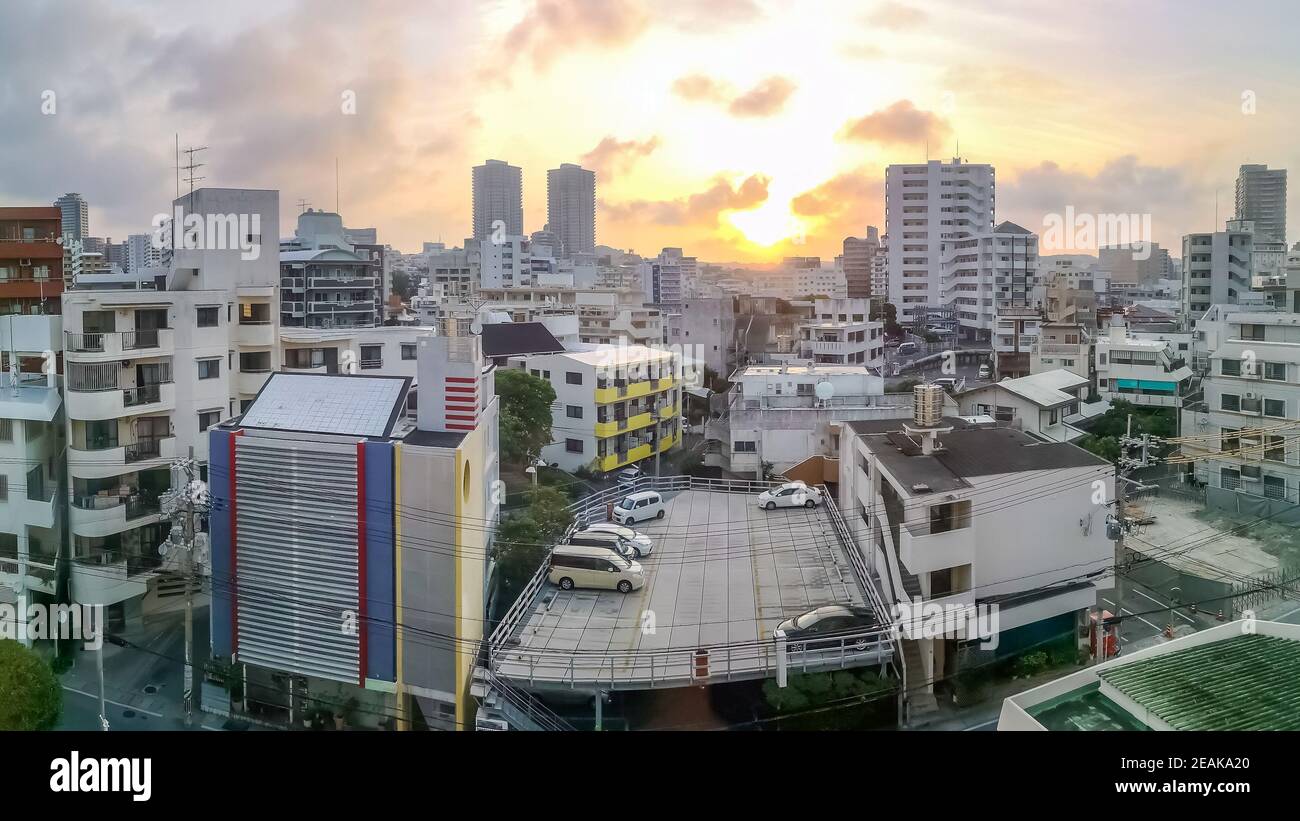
[486,481,894,691]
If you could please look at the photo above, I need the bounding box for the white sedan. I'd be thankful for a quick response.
[757,481,823,510]
[578,523,654,557]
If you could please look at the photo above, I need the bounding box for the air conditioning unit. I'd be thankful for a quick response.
[1241,465,1262,481]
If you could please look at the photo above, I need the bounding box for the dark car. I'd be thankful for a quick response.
[776,605,880,653]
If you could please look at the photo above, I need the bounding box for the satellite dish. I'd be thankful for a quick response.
[814,380,835,401]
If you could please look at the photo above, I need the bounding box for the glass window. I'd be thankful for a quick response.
[401,344,416,360]
[1220,394,1240,412]
[566,372,583,385]
[197,359,220,380]
[1221,358,1241,376]
[566,406,583,419]
[1265,398,1286,418]
[198,410,222,432]
[197,306,219,328]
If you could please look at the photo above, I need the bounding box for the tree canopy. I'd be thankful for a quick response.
[0,639,62,730]
[495,369,557,465]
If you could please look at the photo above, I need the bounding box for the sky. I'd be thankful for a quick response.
[2,0,1299,263]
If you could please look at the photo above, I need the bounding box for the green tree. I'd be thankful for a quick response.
[391,269,412,300]
[872,302,903,337]
[761,669,894,729]
[492,485,575,600]
[495,369,557,465]
[1075,401,1174,462]
[0,639,62,730]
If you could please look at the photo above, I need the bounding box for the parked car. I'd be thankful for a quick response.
[757,481,823,510]
[977,363,992,380]
[564,529,637,561]
[932,377,959,392]
[896,341,918,356]
[612,490,665,525]
[616,466,644,488]
[548,544,645,593]
[579,522,654,557]
[776,605,880,651]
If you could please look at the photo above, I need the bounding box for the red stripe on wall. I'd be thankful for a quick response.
[445,423,476,431]
[230,430,243,657]
[444,385,477,394]
[445,414,478,421]
[444,376,477,383]
[356,440,368,687]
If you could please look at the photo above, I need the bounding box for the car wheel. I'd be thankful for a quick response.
[804,499,815,509]
[854,638,868,650]
[656,509,665,519]
[765,501,775,511]
[617,580,633,594]
[558,577,574,590]
[789,642,805,653]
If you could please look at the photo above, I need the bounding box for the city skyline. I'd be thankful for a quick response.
[2,0,1299,262]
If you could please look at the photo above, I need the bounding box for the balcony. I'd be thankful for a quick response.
[70,493,162,539]
[594,376,673,404]
[598,442,654,472]
[66,382,175,421]
[308,300,373,313]
[65,329,175,362]
[236,320,275,347]
[237,369,272,395]
[70,554,153,606]
[309,276,377,289]
[125,436,175,465]
[594,411,653,438]
[898,520,975,575]
[0,555,59,596]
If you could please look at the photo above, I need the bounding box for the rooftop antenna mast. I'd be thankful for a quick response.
[182,145,208,211]
[335,157,340,214]
[297,198,311,214]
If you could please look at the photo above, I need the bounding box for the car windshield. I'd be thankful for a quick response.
[794,610,823,629]
[617,497,636,509]
[609,555,631,570]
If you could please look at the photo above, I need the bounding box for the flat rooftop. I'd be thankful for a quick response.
[490,489,890,690]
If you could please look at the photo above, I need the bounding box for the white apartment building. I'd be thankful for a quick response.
[943,220,1038,340]
[124,233,161,275]
[476,285,662,346]
[509,344,682,475]
[0,315,65,645]
[280,325,427,378]
[796,298,885,368]
[1235,164,1287,246]
[843,229,879,300]
[62,187,279,628]
[1180,279,1300,507]
[955,369,1092,442]
[886,158,996,326]
[1030,321,1093,382]
[838,409,1113,714]
[646,247,695,308]
[666,296,735,378]
[1183,222,1255,318]
[1094,316,1194,408]
[795,264,848,299]
[470,235,534,290]
[708,363,898,478]
[280,247,383,329]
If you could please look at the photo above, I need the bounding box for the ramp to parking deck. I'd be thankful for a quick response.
[490,488,891,691]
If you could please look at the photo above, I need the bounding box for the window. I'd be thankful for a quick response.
[401,344,416,360]
[565,438,584,454]
[734,440,757,453]
[198,410,222,432]
[566,372,583,385]
[1265,436,1286,463]
[197,306,219,328]
[1264,362,1286,381]
[0,475,6,501]
[1220,393,1240,412]
[1221,428,1239,453]
[1239,324,1265,341]
[1049,409,1059,425]
[1221,358,1241,376]
[0,419,10,443]
[566,405,583,419]
[197,359,220,380]
[1264,475,1286,500]
[1265,398,1286,418]
[360,345,383,369]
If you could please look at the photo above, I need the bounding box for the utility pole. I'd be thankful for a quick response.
[161,451,209,728]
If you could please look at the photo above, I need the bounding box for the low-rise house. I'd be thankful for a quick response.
[954,369,1096,442]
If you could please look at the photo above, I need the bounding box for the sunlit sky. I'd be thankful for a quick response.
[2,0,1298,262]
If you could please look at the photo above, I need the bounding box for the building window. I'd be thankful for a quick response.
[1265,435,1286,463]
[565,438,583,454]
[566,372,582,385]
[566,405,583,419]
[197,359,220,380]
[198,410,222,432]
[1264,362,1286,381]
[1264,398,1286,418]
[734,440,757,453]
[401,344,417,360]
[197,306,219,328]
[1049,409,1059,425]
[1221,358,1241,376]
[1220,394,1240,412]
[0,475,6,501]
[360,345,383,369]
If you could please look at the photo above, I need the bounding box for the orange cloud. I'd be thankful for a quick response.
[840,100,951,145]
[602,173,770,226]
[580,135,661,180]
[865,1,927,30]
[672,73,797,118]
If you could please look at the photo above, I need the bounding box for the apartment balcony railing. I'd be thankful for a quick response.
[124,438,163,463]
[124,383,165,407]
[66,331,106,353]
[309,276,377,289]
[359,359,383,370]
[123,328,163,350]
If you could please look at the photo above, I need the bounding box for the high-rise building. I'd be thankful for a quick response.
[54,193,89,241]
[843,228,879,300]
[885,158,996,326]
[125,233,161,274]
[1235,164,1287,246]
[472,159,523,241]
[1099,242,1172,286]
[546,163,596,257]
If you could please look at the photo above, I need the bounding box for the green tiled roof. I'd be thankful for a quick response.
[1099,634,1300,730]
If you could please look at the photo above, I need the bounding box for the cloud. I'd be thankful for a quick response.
[671,73,731,103]
[503,0,650,71]
[865,2,927,30]
[789,169,883,248]
[728,76,797,117]
[839,43,885,61]
[579,135,661,180]
[999,156,1212,252]
[673,74,796,118]
[602,173,770,226]
[840,100,950,145]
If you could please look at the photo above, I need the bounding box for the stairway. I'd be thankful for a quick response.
[902,638,940,727]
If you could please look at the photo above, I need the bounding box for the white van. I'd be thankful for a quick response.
[612,490,665,525]
[564,530,637,561]
[896,342,918,356]
[548,544,645,593]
